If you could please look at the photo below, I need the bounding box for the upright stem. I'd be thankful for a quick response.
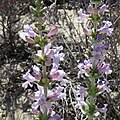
[43,86,47,119]
[88,115,93,120]
[88,77,96,120]
[44,86,47,97]
[39,46,48,120]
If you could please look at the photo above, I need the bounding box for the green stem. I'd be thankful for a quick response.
[44,87,47,98]
[38,46,48,120]
[88,77,96,120]
[88,115,93,120]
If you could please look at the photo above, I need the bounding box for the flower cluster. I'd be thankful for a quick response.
[19,1,113,119]
[76,3,113,119]
[20,24,67,120]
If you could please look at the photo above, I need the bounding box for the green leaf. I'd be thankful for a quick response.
[87,82,97,97]
[29,6,37,14]
[91,14,100,21]
[35,0,43,7]
[88,103,96,116]
[91,0,101,6]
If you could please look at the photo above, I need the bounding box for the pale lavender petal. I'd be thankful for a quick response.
[22,81,32,89]
[19,32,29,41]
[32,65,41,80]
[24,24,33,32]
[98,4,107,14]
[23,71,36,82]
[60,79,68,86]
[32,101,39,110]
[40,105,46,114]
[24,24,37,37]
[97,62,112,74]
[44,43,52,55]
[103,21,112,27]
[49,114,61,120]
[98,21,113,36]
[98,104,107,118]
[78,9,89,23]
[37,85,44,94]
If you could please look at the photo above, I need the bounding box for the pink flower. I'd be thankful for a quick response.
[46,25,58,38]
[97,79,111,93]
[98,21,113,36]
[97,62,112,74]
[32,93,51,114]
[32,95,51,114]
[35,43,53,65]
[49,66,65,82]
[22,71,37,89]
[93,42,108,54]
[52,46,64,66]
[87,4,94,14]
[78,60,92,77]
[87,4,107,15]
[35,44,64,66]
[97,104,108,118]
[48,86,66,100]
[98,4,108,14]
[90,51,105,63]
[44,43,54,57]
[32,65,41,80]
[19,24,38,43]
[22,66,42,89]
[78,9,89,23]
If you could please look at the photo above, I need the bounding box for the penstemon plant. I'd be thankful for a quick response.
[19,0,67,120]
[74,1,113,120]
[19,0,113,120]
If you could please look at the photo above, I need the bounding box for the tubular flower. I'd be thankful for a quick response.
[78,60,92,77]
[98,4,108,14]
[19,24,38,43]
[46,25,58,38]
[32,94,52,114]
[49,65,65,82]
[35,44,64,66]
[22,71,37,89]
[97,104,108,118]
[32,65,42,80]
[78,9,89,23]
[98,21,113,36]
[97,62,112,74]
[48,86,66,100]
[97,79,111,93]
